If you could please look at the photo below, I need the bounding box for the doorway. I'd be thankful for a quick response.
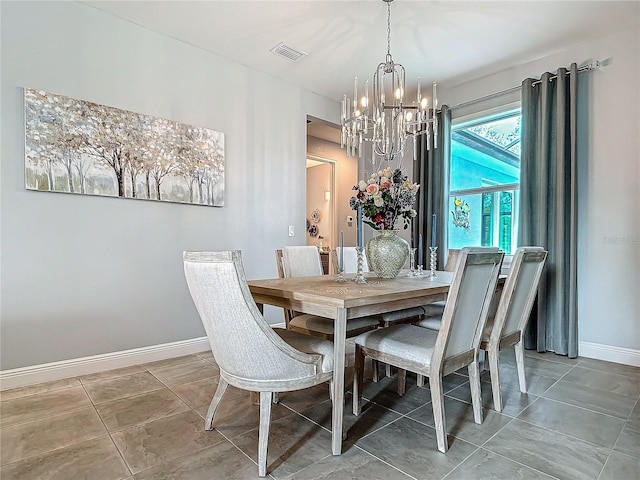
[306,156,336,254]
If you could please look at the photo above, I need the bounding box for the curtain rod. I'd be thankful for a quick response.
[449,61,601,111]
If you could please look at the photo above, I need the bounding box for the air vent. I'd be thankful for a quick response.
[270,42,307,62]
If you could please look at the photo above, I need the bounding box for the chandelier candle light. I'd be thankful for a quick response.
[341,0,438,162]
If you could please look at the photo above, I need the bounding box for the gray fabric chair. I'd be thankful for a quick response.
[183,250,334,477]
[480,246,547,412]
[276,246,380,340]
[352,247,504,453]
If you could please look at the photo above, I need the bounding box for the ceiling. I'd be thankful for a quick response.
[82,0,636,105]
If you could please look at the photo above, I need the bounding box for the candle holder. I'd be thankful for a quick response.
[336,268,346,283]
[429,246,438,278]
[408,248,417,276]
[354,246,367,284]
[416,265,424,276]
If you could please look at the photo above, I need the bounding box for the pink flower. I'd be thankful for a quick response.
[366,184,379,195]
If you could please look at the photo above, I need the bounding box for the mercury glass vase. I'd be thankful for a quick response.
[365,230,410,278]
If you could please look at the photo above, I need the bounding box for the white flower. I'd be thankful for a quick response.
[373,194,384,207]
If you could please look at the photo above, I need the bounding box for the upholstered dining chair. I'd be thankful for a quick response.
[276,246,380,340]
[479,246,547,412]
[352,247,504,453]
[183,250,334,477]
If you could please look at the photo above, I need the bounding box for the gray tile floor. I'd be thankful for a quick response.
[1,345,638,479]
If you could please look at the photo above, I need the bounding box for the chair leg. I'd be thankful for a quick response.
[514,341,528,393]
[479,348,487,372]
[487,348,503,412]
[372,359,380,382]
[385,363,393,378]
[272,392,280,404]
[205,377,229,430]
[468,359,483,424]
[397,368,406,396]
[258,391,273,477]
[417,374,425,387]
[429,374,448,453]
[353,344,365,416]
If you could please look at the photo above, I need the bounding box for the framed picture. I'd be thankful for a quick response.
[24,88,225,206]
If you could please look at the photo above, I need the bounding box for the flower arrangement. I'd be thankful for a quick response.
[349,167,419,230]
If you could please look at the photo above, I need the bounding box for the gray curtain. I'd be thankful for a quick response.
[519,63,580,357]
[412,106,451,269]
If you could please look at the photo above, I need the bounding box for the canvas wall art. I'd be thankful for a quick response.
[24,88,225,206]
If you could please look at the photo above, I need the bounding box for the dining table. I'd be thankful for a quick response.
[248,270,458,455]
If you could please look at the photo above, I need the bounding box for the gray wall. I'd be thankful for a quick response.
[0,1,339,369]
[441,22,640,352]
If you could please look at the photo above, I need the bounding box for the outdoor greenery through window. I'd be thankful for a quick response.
[448,110,521,254]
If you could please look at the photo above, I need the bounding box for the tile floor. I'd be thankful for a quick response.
[1,345,638,480]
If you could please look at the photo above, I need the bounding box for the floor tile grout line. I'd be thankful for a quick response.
[106,432,135,478]
[0,402,98,430]
[575,360,640,378]
[529,394,635,423]
[506,415,617,452]
[0,379,82,402]
[352,444,420,480]
[549,365,640,400]
[608,396,639,461]
[468,445,562,480]
[0,433,115,469]
[476,410,520,448]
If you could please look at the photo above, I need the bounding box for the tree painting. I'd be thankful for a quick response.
[24,88,225,206]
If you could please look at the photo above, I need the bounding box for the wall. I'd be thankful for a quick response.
[442,23,640,360]
[0,1,340,370]
[307,136,358,247]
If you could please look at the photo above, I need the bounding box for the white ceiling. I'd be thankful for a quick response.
[82,0,636,105]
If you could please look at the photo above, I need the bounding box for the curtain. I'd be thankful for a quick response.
[412,106,451,269]
[519,63,580,357]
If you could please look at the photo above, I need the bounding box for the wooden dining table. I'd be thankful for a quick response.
[248,270,457,455]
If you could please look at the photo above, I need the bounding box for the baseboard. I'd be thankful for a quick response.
[579,341,640,367]
[0,336,210,391]
[2,337,635,392]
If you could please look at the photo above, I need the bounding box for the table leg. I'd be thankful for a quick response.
[331,308,347,455]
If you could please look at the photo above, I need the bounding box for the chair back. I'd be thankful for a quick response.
[184,250,323,382]
[333,246,369,273]
[444,249,461,272]
[434,247,504,366]
[490,246,547,343]
[280,246,323,278]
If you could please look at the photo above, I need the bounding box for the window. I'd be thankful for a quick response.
[448,110,521,254]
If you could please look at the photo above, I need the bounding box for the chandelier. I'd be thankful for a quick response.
[340,0,438,163]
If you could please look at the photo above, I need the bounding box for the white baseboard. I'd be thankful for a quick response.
[2,337,635,392]
[0,337,210,391]
[579,341,640,367]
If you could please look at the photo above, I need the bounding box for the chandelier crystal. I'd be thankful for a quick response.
[341,0,438,163]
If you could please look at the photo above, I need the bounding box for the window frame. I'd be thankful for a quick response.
[448,105,521,256]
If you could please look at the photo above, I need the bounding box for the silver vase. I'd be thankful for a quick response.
[365,230,410,278]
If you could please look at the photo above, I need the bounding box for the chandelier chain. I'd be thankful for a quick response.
[386,1,391,57]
